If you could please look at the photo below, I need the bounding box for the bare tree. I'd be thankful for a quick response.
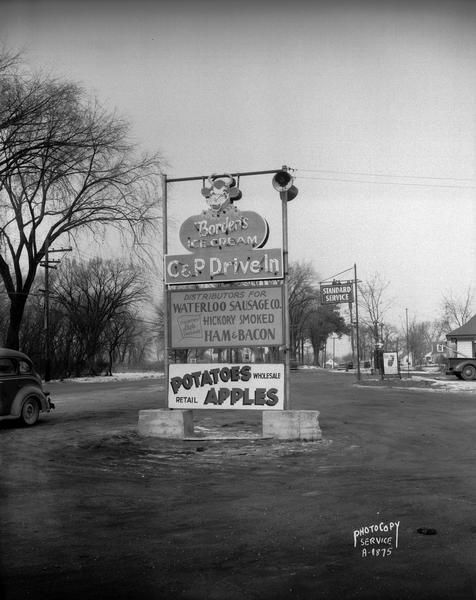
[358,272,393,343]
[381,323,400,350]
[153,302,165,362]
[440,286,474,331]
[0,47,21,80]
[0,280,9,334]
[53,258,148,375]
[17,287,45,363]
[288,261,319,360]
[103,312,139,375]
[405,319,434,366]
[356,325,374,363]
[0,52,161,349]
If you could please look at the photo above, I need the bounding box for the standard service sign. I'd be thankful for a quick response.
[169,285,284,348]
[320,283,354,304]
[168,363,284,410]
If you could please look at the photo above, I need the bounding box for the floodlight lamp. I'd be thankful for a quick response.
[272,170,294,192]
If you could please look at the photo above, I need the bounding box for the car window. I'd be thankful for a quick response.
[19,360,33,374]
[0,358,16,375]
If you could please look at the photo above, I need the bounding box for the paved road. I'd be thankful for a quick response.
[1,371,476,600]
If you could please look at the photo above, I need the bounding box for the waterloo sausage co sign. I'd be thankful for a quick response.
[321,283,354,304]
[169,285,284,349]
[168,363,284,410]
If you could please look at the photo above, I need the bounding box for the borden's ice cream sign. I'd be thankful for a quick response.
[169,363,284,410]
[164,175,283,284]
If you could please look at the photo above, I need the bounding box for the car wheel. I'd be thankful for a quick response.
[20,396,40,426]
[461,365,476,381]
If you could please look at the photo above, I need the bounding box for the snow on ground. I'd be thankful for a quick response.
[353,374,476,394]
[409,376,476,394]
[54,369,476,394]
[318,366,476,394]
[56,372,164,384]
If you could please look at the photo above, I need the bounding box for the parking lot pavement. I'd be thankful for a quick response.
[1,370,476,599]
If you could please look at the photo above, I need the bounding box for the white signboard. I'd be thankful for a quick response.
[168,363,284,410]
[383,352,399,375]
[321,283,354,304]
[169,285,284,348]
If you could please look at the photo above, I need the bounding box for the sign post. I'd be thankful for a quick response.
[162,173,170,402]
[272,167,299,410]
[139,166,322,441]
[280,187,291,410]
[162,169,287,410]
[319,265,361,381]
[354,263,361,381]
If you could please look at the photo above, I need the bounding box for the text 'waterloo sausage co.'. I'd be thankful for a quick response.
[169,285,284,349]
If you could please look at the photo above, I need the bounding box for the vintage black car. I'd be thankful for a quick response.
[0,348,54,426]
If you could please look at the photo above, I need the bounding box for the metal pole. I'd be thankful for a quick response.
[162,174,170,408]
[405,307,410,378]
[349,301,355,368]
[40,243,71,381]
[167,168,283,183]
[44,239,51,382]
[281,190,290,410]
[354,263,361,381]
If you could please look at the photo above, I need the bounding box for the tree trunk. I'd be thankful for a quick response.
[107,349,113,376]
[311,342,320,366]
[5,295,28,350]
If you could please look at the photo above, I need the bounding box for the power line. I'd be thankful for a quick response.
[320,266,354,283]
[297,168,476,183]
[296,174,476,190]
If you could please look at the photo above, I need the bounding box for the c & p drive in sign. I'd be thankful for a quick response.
[169,285,284,349]
[164,247,283,285]
[168,363,284,410]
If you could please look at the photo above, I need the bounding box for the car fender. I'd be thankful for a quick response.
[452,360,476,373]
[10,386,49,417]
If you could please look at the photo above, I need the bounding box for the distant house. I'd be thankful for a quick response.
[446,315,476,359]
[425,342,446,364]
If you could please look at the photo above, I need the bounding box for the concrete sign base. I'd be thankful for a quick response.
[138,409,322,441]
[262,410,322,441]
[138,409,194,439]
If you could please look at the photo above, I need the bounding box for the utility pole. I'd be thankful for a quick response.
[349,301,355,368]
[280,182,291,408]
[320,265,361,379]
[40,239,72,381]
[354,263,361,381]
[405,307,410,379]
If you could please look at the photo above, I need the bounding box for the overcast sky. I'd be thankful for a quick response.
[1,0,475,331]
